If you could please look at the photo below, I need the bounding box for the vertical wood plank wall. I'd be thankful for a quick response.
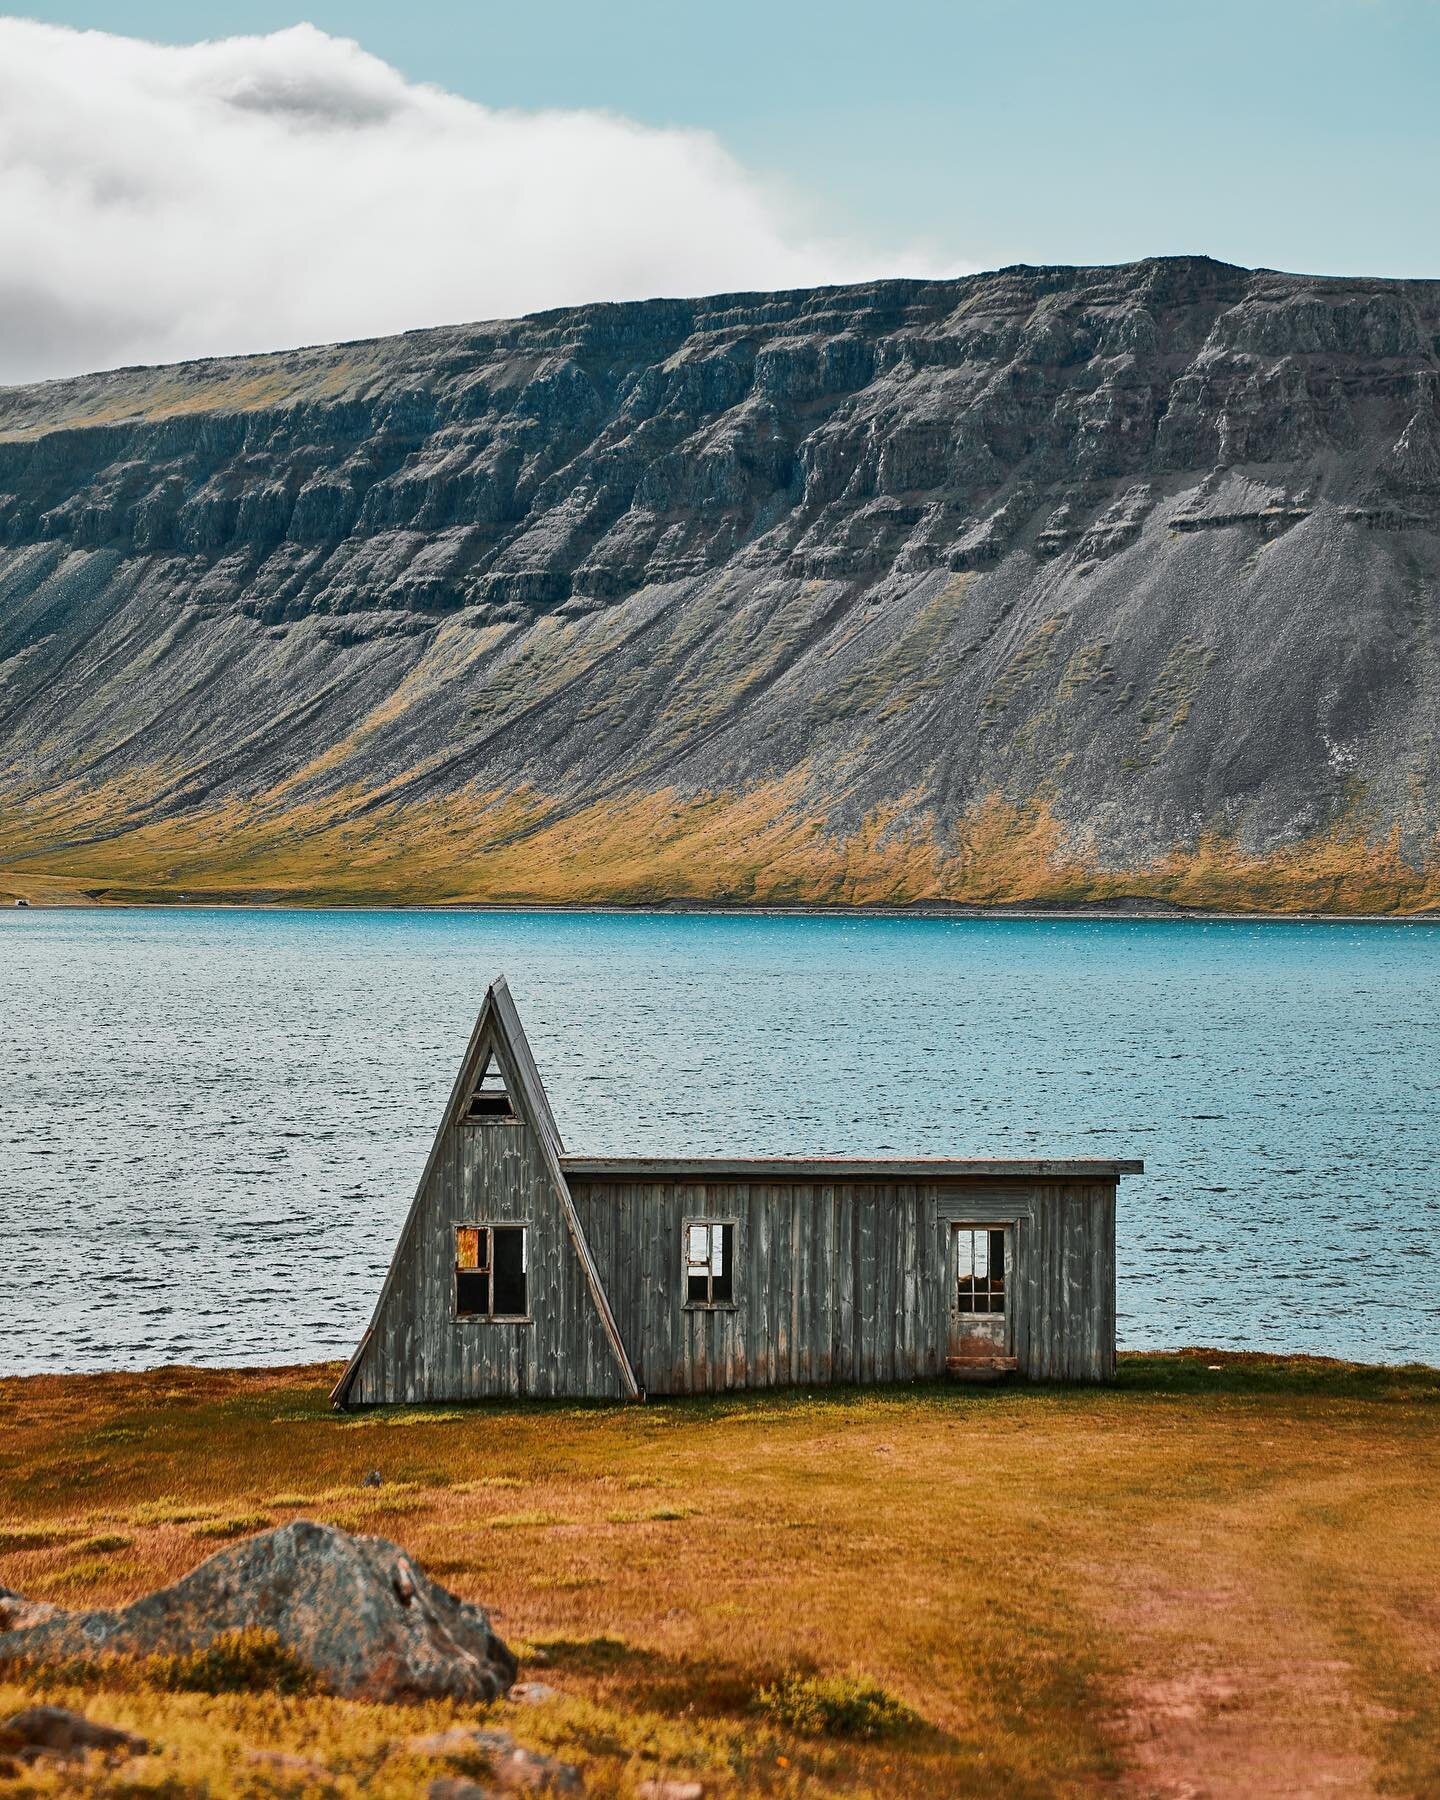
[571,1176,1117,1394]
[347,1120,628,1404]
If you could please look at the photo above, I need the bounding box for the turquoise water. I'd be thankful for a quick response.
[1,908,1437,1374]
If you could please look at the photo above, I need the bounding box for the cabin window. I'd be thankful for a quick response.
[460,1049,517,1124]
[955,1226,1006,1314]
[684,1220,736,1307]
[455,1223,528,1318]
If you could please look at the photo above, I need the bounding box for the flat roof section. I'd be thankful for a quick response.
[560,1156,1145,1180]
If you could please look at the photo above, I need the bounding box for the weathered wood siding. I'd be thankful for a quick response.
[347,1116,629,1405]
[570,1175,1115,1393]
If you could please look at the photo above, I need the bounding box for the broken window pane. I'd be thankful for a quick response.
[712,1224,734,1303]
[463,1048,516,1121]
[456,1268,490,1317]
[684,1220,736,1305]
[455,1223,526,1318]
[492,1226,528,1316]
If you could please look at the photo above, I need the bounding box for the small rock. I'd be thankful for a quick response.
[407,1726,508,1758]
[0,1705,148,1764]
[636,1782,704,1800]
[430,1781,496,1800]
[362,1470,384,1488]
[506,1680,559,1705]
[491,1745,582,1794]
[245,1746,335,1780]
[408,1725,582,1791]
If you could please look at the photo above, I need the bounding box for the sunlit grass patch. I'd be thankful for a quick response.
[338,1409,472,1430]
[68,1532,134,1555]
[505,1689,742,1778]
[0,1524,83,1551]
[188,1512,272,1541]
[487,1510,562,1530]
[128,1497,221,1527]
[48,1555,146,1593]
[530,1572,605,1593]
[604,1505,694,1524]
[342,1495,433,1519]
[311,1482,421,1504]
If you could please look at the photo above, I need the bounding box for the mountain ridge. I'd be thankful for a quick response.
[2,254,1438,910]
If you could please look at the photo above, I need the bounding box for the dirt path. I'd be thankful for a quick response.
[1102,1507,1384,1796]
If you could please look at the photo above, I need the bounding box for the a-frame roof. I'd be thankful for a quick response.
[489,976,564,1162]
[330,975,638,1407]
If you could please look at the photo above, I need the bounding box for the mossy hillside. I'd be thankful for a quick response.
[5,778,1440,914]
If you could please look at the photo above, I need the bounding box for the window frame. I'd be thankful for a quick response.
[456,1046,522,1128]
[682,1214,741,1311]
[952,1222,1008,1317]
[452,1219,533,1323]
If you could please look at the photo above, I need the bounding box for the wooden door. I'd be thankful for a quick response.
[947,1223,1015,1370]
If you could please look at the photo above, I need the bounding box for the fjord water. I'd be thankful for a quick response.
[1,908,1436,1375]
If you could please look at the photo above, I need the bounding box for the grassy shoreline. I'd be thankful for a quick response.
[2,1353,1438,1796]
[8,891,1440,923]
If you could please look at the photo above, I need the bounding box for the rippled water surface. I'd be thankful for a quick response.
[2,908,1437,1373]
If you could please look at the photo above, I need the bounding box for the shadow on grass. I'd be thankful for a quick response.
[534,1636,949,1746]
[278,1352,1440,1440]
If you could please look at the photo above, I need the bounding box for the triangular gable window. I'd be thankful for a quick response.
[461,1046,517,1123]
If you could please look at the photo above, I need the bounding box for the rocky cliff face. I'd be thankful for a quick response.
[1,256,1438,909]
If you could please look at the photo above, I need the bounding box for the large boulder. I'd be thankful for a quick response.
[0,1521,516,1704]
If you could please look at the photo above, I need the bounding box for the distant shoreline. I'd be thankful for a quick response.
[7,895,1440,925]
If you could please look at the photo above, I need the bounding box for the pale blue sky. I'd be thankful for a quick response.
[13,0,1440,279]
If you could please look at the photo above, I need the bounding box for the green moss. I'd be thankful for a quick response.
[754,1671,922,1739]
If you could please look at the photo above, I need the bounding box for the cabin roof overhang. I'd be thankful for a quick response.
[560,1156,1144,1181]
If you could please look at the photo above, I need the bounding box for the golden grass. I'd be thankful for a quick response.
[5,772,1440,915]
[0,1355,1438,1795]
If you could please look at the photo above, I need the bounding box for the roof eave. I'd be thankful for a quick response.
[560,1156,1144,1179]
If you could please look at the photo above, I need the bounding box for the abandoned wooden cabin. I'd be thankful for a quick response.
[332,977,1142,1407]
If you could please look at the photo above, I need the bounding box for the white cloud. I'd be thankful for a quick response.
[0,19,954,386]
